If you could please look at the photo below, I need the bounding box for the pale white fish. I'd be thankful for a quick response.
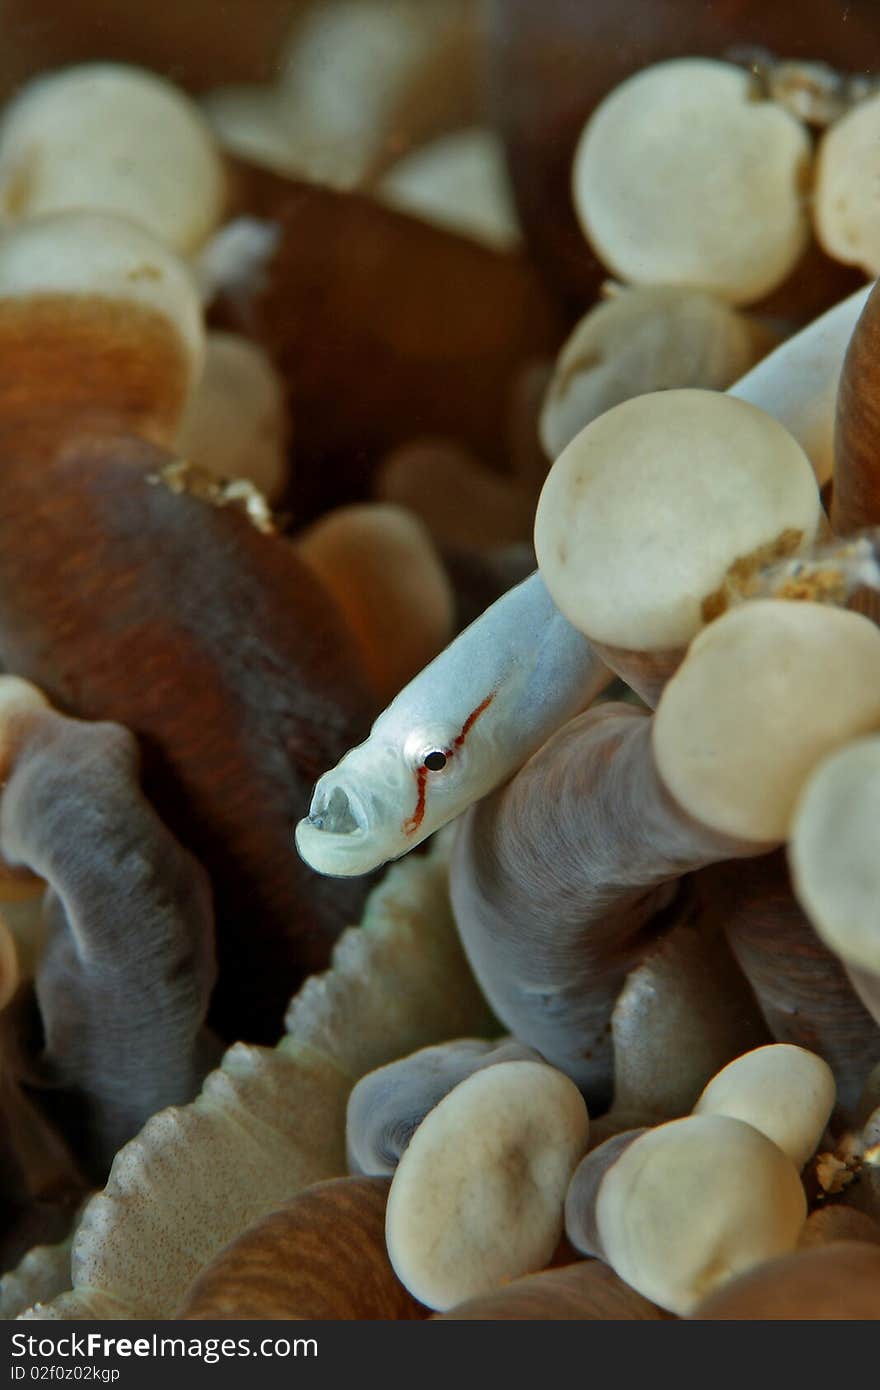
[296,283,874,879]
[729,281,873,485]
[295,571,611,877]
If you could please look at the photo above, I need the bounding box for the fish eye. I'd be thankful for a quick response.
[422,749,448,772]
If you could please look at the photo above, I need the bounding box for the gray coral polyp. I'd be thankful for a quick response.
[448,703,750,1103]
[0,701,218,1178]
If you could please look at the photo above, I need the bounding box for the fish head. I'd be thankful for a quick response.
[294,703,498,877]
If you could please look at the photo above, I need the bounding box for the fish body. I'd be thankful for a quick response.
[295,570,610,876]
[729,282,873,485]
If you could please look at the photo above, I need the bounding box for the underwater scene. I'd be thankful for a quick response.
[0,0,879,1326]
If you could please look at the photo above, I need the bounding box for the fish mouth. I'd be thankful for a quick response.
[305,781,368,836]
[294,780,377,877]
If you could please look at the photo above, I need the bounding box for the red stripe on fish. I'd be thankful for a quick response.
[402,692,496,836]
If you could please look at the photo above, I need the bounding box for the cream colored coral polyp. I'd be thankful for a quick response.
[385,1060,589,1311]
[653,601,880,843]
[0,212,205,385]
[534,389,819,652]
[201,85,303,179]
[298,502,455,703]
[596,1114,807,1315]
[278,0,478,190]
[814,94,880,275]
[377,127,521,250]
[539,285,772,461]
[693,1044,836,1169]
[571,58,812,304]
[790,736,880,977]
[175,332,288,501]
[0,64,225,254]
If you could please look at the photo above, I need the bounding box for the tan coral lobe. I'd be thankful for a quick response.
[179,1178,426,1320]
[596,1114,807,1315]
[653,601,880,843]
[689,1240,880,1318]
[814,93,880,276]
[297,503,455,704]
[534,389,819,653]
[345,1036,541,1177]
[789,735,880,977]
[0,210,204,444]
[434,1260,667,1320]
[377,127,521,251]
[693,1044,835,1169]
[175,331,289,501]
[385,1060,589,1311]
[571,58,812,304]
[539,285,775,461]
[0,63,226,252]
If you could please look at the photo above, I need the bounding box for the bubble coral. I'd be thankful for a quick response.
[601,910,769,1129]
[21,835,492,1320]
[450,603,880,1099]
[0,63,227,252]
[204,0,481,192]
[8,13,880,1327]
[178,1178,426,1321]
[375,439,534,552]
[797,1206,880,1249]
[297,293,865,884]
[0,676,218,1175]
[433,1259,667,1321]
[1,1223,79,1322]
[174,330,289,502]
[564,1130,647,1261]
[297,503,455,704]
[814,94,880,278]
[698,853,880,1120]
[384,1060,589,1311]
[0,2,297,100]
[692,1044,836,1171]
[345,1036,541,1178]
[490,0,874,320]
[710,282,872,487]
[688,1240,880,1318]
[213,156,563,521]
[0,209,375,1043]
[534,389,821,702]
[538,283,777,462]
[790,735,880,981]
[594,1114,807,1315]
[571,59,812,305]
[376,127,521,252]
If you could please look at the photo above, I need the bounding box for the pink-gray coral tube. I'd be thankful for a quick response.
[448,702,752,1102]
[0,692,218,1176]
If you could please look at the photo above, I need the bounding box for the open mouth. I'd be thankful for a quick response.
[305,782,368,836]
[294,779,376,877]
